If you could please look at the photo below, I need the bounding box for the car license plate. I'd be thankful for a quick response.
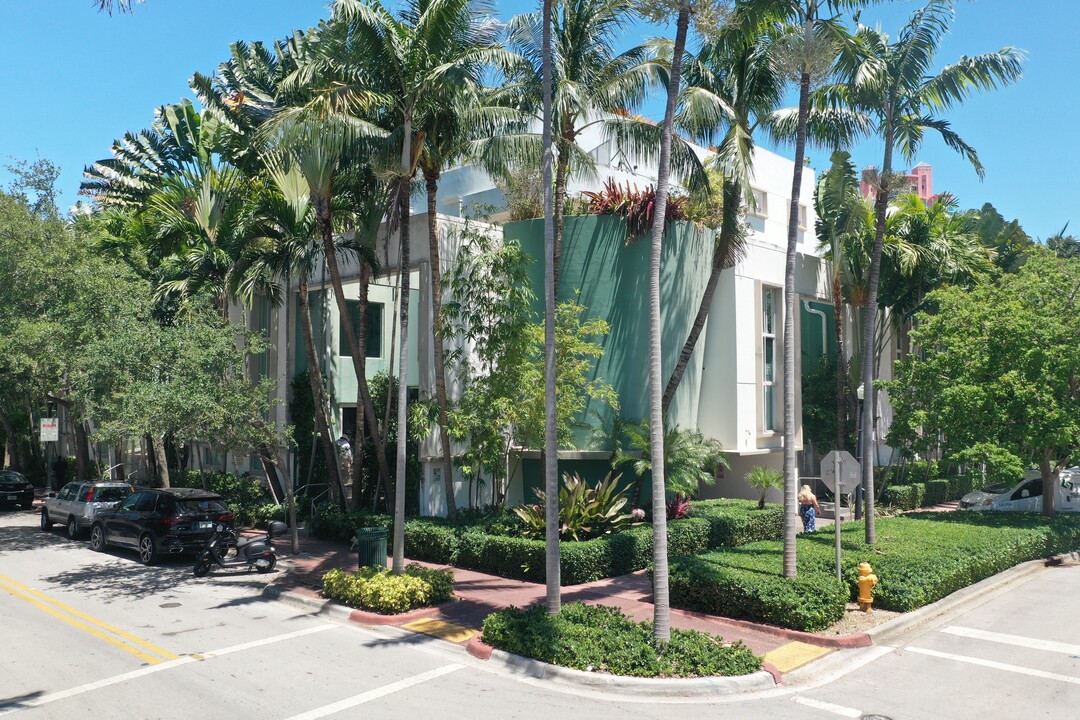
[197,520,212,530]
[5,495,15,501]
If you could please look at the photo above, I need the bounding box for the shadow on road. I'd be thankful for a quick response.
[40,557,203,601]
[0,522,71,553]
[0,690,44,711]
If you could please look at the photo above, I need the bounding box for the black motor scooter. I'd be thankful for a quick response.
[193,520,287,577]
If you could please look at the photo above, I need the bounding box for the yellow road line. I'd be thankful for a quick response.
[0,576,175,665]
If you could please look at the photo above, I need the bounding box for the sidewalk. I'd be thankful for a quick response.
[267,529,870,679]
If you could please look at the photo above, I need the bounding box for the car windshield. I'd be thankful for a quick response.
[177,498,228,515]
[92,487,131,502]
[980,483,1013,494]
[0,472,27,483]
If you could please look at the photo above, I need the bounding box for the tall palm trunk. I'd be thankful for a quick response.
[862,127,893,545]
[424,170,459,520]
[393,118,415,575]
[316,204,392,509]
[662,180,743,415]
[542,0,561,616]
[298,275,343,506]
[782,46,812,578]
[647,3,690,646]
[832,272,847,451]
[353,262,369,511]
[552,133,572,291]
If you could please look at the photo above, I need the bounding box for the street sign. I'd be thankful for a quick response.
[40,417,59,442]
[821,450,860,493]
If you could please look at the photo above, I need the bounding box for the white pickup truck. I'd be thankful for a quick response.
[959,467,1080,512]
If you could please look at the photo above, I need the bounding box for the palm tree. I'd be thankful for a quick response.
[814,150,866,451]
[661,10,786,416]
[304,0,504,572]
[541,0,560,616]
[506,0,663,288]
[823,0,1024,532]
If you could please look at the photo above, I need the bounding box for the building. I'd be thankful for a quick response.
[860,161,940,205]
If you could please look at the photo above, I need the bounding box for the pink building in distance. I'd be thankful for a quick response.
[860,162,940,205]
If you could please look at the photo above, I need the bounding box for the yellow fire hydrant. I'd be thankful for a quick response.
[857,561,878,612]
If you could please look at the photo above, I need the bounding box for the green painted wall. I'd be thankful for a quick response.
[506,215,714,448]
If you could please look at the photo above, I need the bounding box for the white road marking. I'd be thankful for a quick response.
[906,646,1080,685]
[282,664,465,720]
[197,624,337,659]
[0,624,338,716]
[942,625,1080,656]
[792,696,863,718]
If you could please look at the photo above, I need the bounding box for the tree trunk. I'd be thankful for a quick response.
[425,170,459,520]
[542,0,561,617]
[352,263,369,512]
[392,119,415,575]
[552,133,571,292]
[833,273,847,451]
[154,435,171,488]
[316,202,389,511]
[647,5,689,646]
[662,179,743,415]
[73,418,91,480]
[863,124,895,545]
[298,277,343,507]
[1041,451,1057,517]
[782,57,812,579]
[0,407,21,471]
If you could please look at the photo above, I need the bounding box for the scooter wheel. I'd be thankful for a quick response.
[255,555,277,573]
[193,558,212,577]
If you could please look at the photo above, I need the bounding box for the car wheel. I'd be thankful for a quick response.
[67,517,81,540]
[255,555,277,573]
[137,534,158,566]
[89,524,106,552]
[40,510,53,531]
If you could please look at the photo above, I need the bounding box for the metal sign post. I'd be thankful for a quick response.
[822,450,860,581]
[40,418,59,492]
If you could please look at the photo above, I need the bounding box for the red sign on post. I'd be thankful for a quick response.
[40,418,59,442]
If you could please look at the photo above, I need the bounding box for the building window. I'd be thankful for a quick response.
[762,287,776,432]
[749,187,768,218]
[340,301,384,358]
[789,203,808,231]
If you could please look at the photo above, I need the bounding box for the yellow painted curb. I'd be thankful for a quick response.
[401,618,476,644]
[762,641,832,672]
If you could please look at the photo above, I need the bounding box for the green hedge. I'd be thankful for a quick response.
[881,472,981,511]
[670,512,1080,629]
[481,603,762,678]
[687,499,784,547]
[311,507,393,543]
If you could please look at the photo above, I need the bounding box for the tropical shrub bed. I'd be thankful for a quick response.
[669,512,1080,631]
[310,506,393,543]
[322,563,454,614]
[687,498,784,547]
[480,603,761,678]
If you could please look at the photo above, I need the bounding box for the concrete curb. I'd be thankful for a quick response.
[671,609,871,649]
[865,558,1047,644]
[479,645,777,697]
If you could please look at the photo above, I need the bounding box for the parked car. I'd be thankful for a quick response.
[41,481,133,539]
[959,467,1080,512]
[89,487,235,565]
[0,471,35,510]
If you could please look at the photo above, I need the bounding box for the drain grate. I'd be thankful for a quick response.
[159,602,181,608]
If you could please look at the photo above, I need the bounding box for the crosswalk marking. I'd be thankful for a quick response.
[941,626,1080,656]
[281,664,465,720]
[906,646,1080,685]
[792,696,863,717]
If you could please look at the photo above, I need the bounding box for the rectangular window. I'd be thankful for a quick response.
[340,301,384,358]
[762,287,776,432]
[749,188,768,218]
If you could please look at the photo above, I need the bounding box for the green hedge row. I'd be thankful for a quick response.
[670,512,1080,630]
[481,603,762,678]
[687,499,784,547]
[880,475,978,511]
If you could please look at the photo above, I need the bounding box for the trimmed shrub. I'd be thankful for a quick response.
[669,556,848,632]
[322,563,454,614]
[311,507,392,544]
[688,499,784,546]
[480,603,761,678]
[670,512,1080,628]
[403,518,459,563]
[925,479,951,506]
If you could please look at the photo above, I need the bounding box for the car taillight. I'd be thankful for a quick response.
[218,512,235,523]
[85,487,95,502]
[162,515,181,525]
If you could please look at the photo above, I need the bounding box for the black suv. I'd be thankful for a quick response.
[89,488,235,565]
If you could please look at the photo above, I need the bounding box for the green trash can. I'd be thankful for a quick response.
[356,526,388,569]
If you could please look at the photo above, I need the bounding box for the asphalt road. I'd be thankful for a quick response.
[1,504,1078,719]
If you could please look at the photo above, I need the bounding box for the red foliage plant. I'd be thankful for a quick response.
[580,178,689,245]
[666,495,691,520]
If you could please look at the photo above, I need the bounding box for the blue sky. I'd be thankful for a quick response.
[2,0,1074,241]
